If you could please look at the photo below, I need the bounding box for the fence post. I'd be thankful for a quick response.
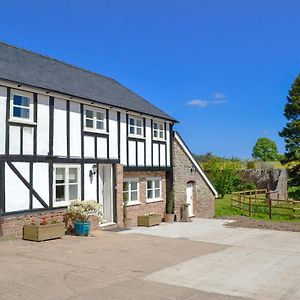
[269,199,272,220]
[238,193,241,211]
[249,194,252,217]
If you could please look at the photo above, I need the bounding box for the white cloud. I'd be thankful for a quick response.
[187,99,208,108]
[213,92,226,100]
[211,99,227,104]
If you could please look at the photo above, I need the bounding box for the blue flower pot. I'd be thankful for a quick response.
[74,221,91,236]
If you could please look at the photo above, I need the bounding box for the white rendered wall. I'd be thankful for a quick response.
[36,94,49,156]
[97,137,107,159]
[145,118,152,166]
[53,98,67,157]
[9,126,20,155]
[166,123,171,166]
[128,140,136,166]
[153,143,159,166]
[109,110,118,159]
[23,127,34,155]
[137,141,145,166]
[33,163,49,208]
[69,102,81,157]
[160,143,166,166]
[0,86,6,154]
[120,112,127,165]
[5,162,29,212]
[84,163,97,201]
[84,136,95,158]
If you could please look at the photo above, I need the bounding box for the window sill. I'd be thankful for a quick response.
[128,134,145,140]
[9,119,37,126]
[146,198,163,204]
[127,201,142,207]
[84,127,108,134]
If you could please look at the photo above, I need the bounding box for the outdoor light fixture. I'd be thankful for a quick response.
[89,164,98,181]
[190,166,197,174]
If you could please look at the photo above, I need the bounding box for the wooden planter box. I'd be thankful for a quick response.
[137,214,162,227]
[23,223,65,241]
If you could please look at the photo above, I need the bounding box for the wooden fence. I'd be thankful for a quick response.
[231,189,300,219]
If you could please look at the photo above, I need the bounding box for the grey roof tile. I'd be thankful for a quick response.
[0,42,176,122]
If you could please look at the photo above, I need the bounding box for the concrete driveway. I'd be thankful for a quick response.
[122,219,300,300]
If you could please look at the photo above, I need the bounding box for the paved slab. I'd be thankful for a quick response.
[122,219,300,300]
[0,230,242,300]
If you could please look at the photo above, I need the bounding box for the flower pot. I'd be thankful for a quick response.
[137,214,162,227]
[164,213,174,223]
[23,223,65,242]
[123,217,133,228]
[74,221,91,236]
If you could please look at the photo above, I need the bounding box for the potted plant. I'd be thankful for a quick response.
[123,190,133,228]
[137,213,162,227]
[23,215,65,241]
[66,200,103,236]
[164,189,175,223]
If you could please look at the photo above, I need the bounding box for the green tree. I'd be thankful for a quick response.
[279,74,300,185]
[203,158,240,198]
[252,138,279,161]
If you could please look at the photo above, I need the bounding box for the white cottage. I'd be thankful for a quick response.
[0,42,216,238]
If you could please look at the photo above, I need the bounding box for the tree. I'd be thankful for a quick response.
[279,74,300,185]
[252,138,279,161]
[203,158,240,198]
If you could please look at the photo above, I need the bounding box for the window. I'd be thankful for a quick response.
[128,116,143,137]
[123,179,140,205]
[153,121,165,140]
[10,90,34,122]
[146,177,162,202]
[84,107,106,132]
[54,165,80,207]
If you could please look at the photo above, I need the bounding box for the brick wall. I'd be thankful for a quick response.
[173,137,215,219]
[116,168,166,227]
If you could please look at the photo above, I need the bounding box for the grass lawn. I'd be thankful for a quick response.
[215,194,300,222]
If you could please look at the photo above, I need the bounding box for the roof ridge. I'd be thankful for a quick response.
[0,40,121,85]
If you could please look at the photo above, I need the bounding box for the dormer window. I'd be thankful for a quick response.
[153,121,165,140]
[84,106,106,132]
[10,90,34,123]
[128,116,143,137]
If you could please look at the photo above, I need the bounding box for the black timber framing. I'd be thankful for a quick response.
[123,166,171,172]
[49,96,54,156]
[33,93,38,155]
[80,103,84,200]
[112,164,117,223]
[66,100,70,158]
[29,162,33,210]
[0,161,5,213]
[126,113,129,165]
[20,126,24,155]
[5,87,10,155]
[7,162,48,208]
[117,112,121,160]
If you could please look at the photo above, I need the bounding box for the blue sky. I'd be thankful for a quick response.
[1,0,299,158]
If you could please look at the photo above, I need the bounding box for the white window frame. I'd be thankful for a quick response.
[10,89,34,124]
[146,177,162,203]
[84,106,107,133]
[153,121,165,141]
[128,115,144,138]
[123,178,141,206]
[53,164,81,207]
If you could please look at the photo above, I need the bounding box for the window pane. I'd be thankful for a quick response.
[86,109,93,118]
[131,191,138,201]
[86,119,93,128]
[147,180,153,189]
[147,190,153,199]
[154,180,160,188]
[129,126,135,134]
[154,131,158,138]
[69,168,77,183]
[96,121,104,130]
[155,189,161,198]
[13,95,30,107]
[69,185,78,201]
[123,182,129,192]
[153,123,158,129]
[136,119,142,127]
[159,131,164,139]
[13,107,29,119]
[159,123,164,130]
[131,181,137,191]
[56,185,65,201]
[56,168,65,184]
[96,112,104,120]
[136,128,142,135]
[129,118,135,125]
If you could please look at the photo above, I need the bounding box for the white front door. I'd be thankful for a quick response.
[99,164,113,224]
[186,183,194,217]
